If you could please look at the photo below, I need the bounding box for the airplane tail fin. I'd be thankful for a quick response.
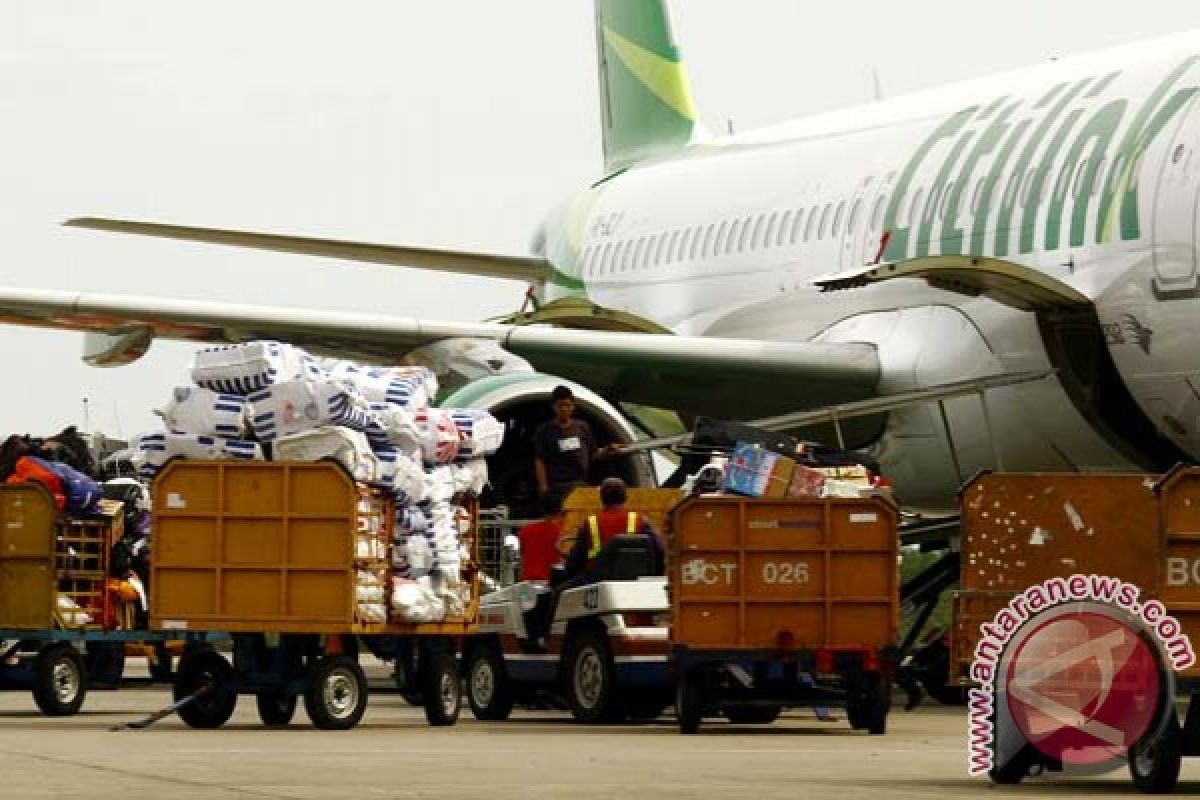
[595,0,700,172]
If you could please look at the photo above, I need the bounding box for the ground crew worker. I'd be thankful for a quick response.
[533,385,618,499]
[561,477,664,585]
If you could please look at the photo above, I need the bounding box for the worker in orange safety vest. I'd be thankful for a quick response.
[560,477,664,585]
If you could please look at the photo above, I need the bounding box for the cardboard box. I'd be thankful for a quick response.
[723,442,797,498]
[786,465,827,499]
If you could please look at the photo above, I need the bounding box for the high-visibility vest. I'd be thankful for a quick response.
[586,511,639,560]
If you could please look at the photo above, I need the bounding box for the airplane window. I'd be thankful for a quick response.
[848,198,863,234]
[792,209,806,243]
[714,222,729,256]
[738,216,753,252]
[1173,143,1186,164]
[870,195,886,230]
[818,203,832,239]
[832,201,845,236]
[1091,158,1106,196]
[777,211,792,246]
[1072,159,1089,197]
[764,213,779,248]
[726,219,741,255]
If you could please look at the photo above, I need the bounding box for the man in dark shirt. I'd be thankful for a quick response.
[533,385,616,498]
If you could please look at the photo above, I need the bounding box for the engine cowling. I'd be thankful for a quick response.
[441,372,655,517]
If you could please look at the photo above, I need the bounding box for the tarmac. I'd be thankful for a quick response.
[0,663,1196,799]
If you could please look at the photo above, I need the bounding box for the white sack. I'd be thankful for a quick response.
[134,431,262,478]
[273,427,380,484]
[157,387,248,438]
[415,408,462,464]
[191,341,323,394]
[448,409,505,459]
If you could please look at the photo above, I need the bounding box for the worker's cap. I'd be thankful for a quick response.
[599,476,627,507]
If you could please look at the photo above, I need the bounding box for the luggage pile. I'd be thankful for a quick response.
[133,340,504,624]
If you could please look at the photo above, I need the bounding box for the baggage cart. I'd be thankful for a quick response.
[0,484,195,716]
[668,495,899,734]
[150,460,480,730]
[952,469,1200,791]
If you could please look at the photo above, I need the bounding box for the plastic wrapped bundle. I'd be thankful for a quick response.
[247,379,383,442]
[448,409,504,459]
[134,431,262,478]
[415,408,462,464]
[273,427,380,484]
[390,578,445,623]
[158,387,248,438]
[423,466,458,505]
[378,449,427,503]
[395,505,430,536]
[322,361,439,410]
[451,460,489,496]
[368,403,422,451]
[191,341,324,394]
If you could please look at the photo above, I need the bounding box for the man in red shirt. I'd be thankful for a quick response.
[517,493,566,583]
[561,477,664,583]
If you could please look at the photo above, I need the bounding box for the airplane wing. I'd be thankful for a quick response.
[64,218,559,285]
[0,287,880,423]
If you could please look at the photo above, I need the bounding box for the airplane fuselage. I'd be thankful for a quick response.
[541,31,1200,507]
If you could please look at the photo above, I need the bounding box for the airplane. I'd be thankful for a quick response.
[1,0,1199,512]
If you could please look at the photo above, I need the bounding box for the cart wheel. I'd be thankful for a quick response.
[725,705,782,725]
[84,641,126,687]
[464,643,512,721]
[1129,712,1182,794]
[304,655,368,731]
[422,649,462,727]
[32,644,87,717]
[989,742,1038,785]
[174,648,237,729]
[563,627,619,724]
[676,669,702,735]
[256,692,298,727]
[148,642,174,682]
[846,671,890,735]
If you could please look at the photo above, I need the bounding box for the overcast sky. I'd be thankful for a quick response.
[1,1,1197,438]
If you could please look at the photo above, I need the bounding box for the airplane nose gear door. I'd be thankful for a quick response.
[1152,96,1200,297]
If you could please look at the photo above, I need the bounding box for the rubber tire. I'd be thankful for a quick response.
[464,644,513,721]
[255,692,298,726]
[562,628,620,724]
[1130,713,1182,794]
[846,672,890,735]
[84,641,126,687]
[989,742,1038,785]
[725,705,782,725]
[148,642,174,682]
[676,669,702,735]
[32,644,88,717]
[421,649,462,727]
[174,648,237,730]
[303,655,368,731]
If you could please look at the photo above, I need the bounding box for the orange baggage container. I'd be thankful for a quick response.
[953,470,1200,682]
[670,495,899,653]
[150,460,478,635]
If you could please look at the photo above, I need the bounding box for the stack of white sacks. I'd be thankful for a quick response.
[132,340,504,624]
